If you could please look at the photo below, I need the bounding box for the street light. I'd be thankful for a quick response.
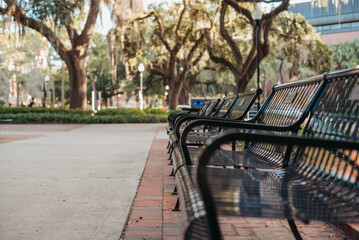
[138,63,145,110]
[43,75,50,108]
[252,3,262,110]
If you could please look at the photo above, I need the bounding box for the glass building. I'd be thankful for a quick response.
[289,0,359,45]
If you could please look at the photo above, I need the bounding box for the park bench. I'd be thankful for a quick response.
[175,74,326,173]
[170,70,358,239]
[167,98,220,135]
[167,92,259,175]
[166,98,221,157]
[169,75,326,236]
[167,93,259,162]
[172,90,261,142]
[193,68,359,239]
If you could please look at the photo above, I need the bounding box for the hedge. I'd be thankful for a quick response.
[0,107,183,124]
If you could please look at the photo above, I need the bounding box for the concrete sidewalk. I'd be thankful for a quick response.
[0,124,165,240]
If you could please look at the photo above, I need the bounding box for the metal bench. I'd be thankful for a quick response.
[177,74,327,172]
[172,91,260,143]
[196,68,359,239]
[166,98,221,157]
[167,93,259,177]
[167,93,259,165]
[166,98,219,137]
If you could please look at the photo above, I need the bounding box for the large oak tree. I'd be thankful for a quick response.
[206,0,289,93]
[0,0,102,109]
[135,0,212,109]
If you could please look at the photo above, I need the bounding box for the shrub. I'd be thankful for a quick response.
[0,107,172,124]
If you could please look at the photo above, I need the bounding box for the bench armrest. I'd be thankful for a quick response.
[197,131,359,174]
[180,119,297,164]
[173,115,240,137]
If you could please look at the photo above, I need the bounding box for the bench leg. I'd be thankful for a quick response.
[168,147,173,160]
[167,144,172,154]
[169,168,175,177]
[287,219,303,240]
[171,186,178,195]
[172,197,180,211]
[168,154,173,165]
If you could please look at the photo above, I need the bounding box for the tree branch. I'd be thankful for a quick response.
[262,0,289,21]
[176,0,187,36]
[148,62,170,79]
[224,0,253,24]
[1,3,69,61]
[78,0,101,46]
[134,12,172,52]
[204,29,236,74]
[220,3,242,67]
[66,23,79,45]
[188,34,205,66]
[193,50,204,67]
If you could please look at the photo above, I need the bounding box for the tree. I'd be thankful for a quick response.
[135,0,211,109]
[0,0,102,109]
[268,11,332,83]
[87,33,119,107]
[331,39,359,70]
[205,0,289,93]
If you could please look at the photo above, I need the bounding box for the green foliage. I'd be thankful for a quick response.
[136,0,214,108]
[331,39,359,70]
[30,0,85,27]
[0,107,169,124]
[0,107,92,115]
[259,11,332,84]
[95,108,146,116]
[88,33,118,104]
[144,108,167,115]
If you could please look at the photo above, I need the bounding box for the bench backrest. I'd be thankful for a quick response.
[244,77,327,165]
[202,99,221,116]
[198,101,212,115]
[227,91,261,120]
[212,95,238,118]
[254,77,325,128]
[292,69,359,187]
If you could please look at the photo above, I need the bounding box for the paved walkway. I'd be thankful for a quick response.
[1,124,358,240]
[0,123,164,240]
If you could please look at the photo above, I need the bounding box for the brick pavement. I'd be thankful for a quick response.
[121,136,181,240]
[121,126,356,239]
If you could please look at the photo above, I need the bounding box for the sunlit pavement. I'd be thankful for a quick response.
[0,123,164,240]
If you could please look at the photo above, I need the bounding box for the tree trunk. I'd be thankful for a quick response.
[279,60,284,84]
[61,62,65,108]
[169,82,182,110]
[67,57,87,109]
[179,81,190,105]
[235,74,248,93]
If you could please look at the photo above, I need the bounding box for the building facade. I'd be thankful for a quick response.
[289,0,359,45]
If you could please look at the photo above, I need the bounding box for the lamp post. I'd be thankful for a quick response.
[252,4,262,110]
[43,75,50,108]
[138,63,145,110]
